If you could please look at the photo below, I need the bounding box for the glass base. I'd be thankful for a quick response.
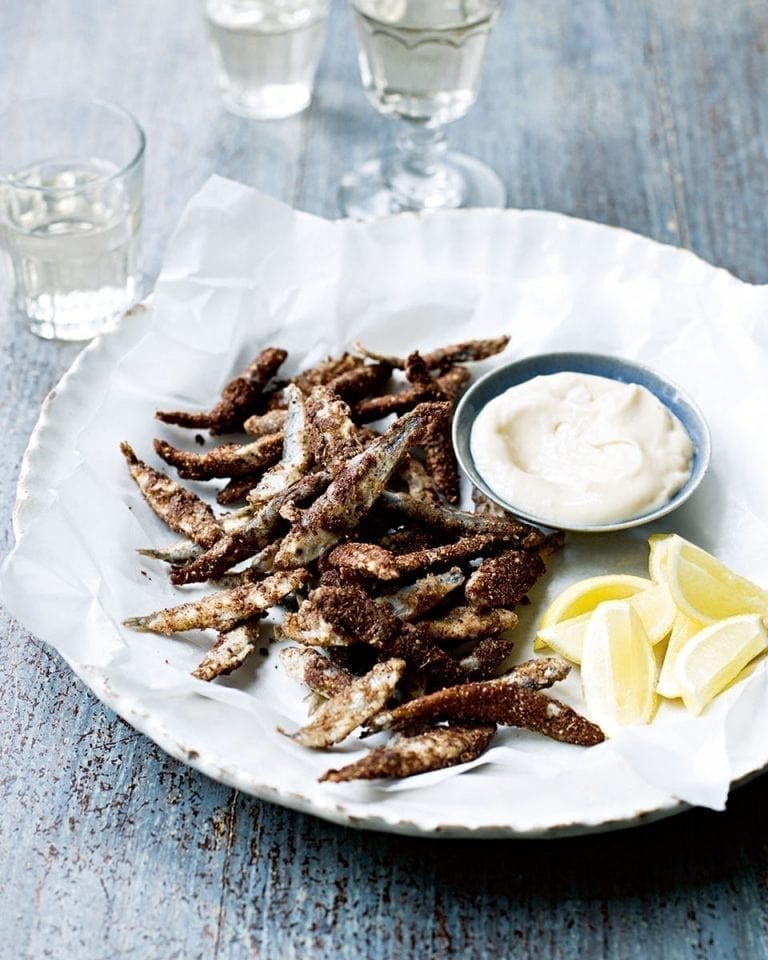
[220,84,311,120]
[19,275,146,342]
[339,150,506,219]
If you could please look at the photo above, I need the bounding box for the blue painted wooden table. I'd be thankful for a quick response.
[2,1,768,957]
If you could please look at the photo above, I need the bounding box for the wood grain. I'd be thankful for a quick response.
[1,1,768,958]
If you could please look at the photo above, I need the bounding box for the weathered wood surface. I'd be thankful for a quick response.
[1,1,768,957]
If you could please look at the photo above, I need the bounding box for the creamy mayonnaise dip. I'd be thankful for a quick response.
[470,371,694,527]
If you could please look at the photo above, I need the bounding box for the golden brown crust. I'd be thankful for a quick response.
[154,433,283,480]
[370,671,603,746]
[156,347,287,434]
[320,723,496,782]
[120,442,221,548]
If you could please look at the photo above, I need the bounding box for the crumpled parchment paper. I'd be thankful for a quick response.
[3,175,768,834]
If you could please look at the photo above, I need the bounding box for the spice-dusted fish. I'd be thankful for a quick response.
[154,432,283,480]
[123,569,307,635]
[170,471,329,585]
[283,658,406,749]
[416,607,518,643]
[280,646,354,700]
[192,620,263,681]
[274,403,444,569]
[156,347,287,434]
[304,386,365,473]
[383,568,465,621]
[368,666,604,746]
[320,723,497,783]
[137,506,254,567]
[325,535,497,581]
[120,442,221,549]
[243,408,288,438]
[308,585,468,687]
[246,385,313,508]
[379,491,546,549]
[352,336,509,371]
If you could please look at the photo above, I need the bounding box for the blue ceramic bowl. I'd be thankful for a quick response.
[452,352,711,533]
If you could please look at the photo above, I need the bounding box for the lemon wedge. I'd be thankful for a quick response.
[665,536,768,624]
[535,612,591,663]
[656,612,705,699]
[674,614,768,715]
[581,600,658,735]
[538,574,653,630]
[537,583,675,664]
[648,533,674,583]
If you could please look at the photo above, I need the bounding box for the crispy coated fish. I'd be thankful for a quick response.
[383,568,465,621]
[326,362,391,401]
[123,569,307,634]
[380,492,546,548]
[320,723,496,782]
[154,433,283,480]
[326,536,496,580]
[283,658,406,749]
[170,471,328,585]
[352,336,509,371]
[274,403,444,569]
[138,507,254,566]
[305,386,365,473]
[246,385,312,507]
[120,442,221,548]
[465,549,548,612]
[416,607,518,643]
[458,634,515,678]
[398,455,439,503]
[368,664,604,746]
[155,347,287,433]
[192,620,263,681]
[308,585,468,686]
[243,408,288,437]
[280,646,354,700]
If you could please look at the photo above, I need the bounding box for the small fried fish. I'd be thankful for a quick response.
[283,658,406,749]
[383,568,465,621]
[275,403,443,569]
[120,442,221,548]
[192,620,263,681]
[156,347,287,434]
[280,646,354,700]
[246,385,312,507]
[123,569,307,635]
[154,433,283,480]
[368,666,604,746]
[320,723,496,783]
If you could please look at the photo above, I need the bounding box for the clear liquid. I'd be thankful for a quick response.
[205,0,327,119]
[350,0,500,125]
[0,161,142,340]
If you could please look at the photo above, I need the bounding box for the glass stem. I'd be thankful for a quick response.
[388,120,463,211]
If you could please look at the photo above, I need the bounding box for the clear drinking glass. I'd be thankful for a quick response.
[340,0,505,218]
[205,0,329,119]
[0,97,145,341]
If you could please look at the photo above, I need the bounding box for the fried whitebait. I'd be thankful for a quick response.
[284,658,406,749]
[121,442,221,549]
[155,347,287,434]
[320,723,496,783]
[124,569,307,634]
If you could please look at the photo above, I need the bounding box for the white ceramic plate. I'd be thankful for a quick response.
[5,182,768,838]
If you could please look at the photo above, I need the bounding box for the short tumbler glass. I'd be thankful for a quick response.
[205,0,329,119]
[0,97,145,341]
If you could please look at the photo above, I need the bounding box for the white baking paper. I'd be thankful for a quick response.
[3,175,768,836]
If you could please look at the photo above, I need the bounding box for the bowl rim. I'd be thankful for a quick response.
[452,350,712,534]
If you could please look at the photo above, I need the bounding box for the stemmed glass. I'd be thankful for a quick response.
[340,0,505,218]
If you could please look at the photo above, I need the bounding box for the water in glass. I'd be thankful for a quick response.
[350,0,501,126]
[205,0,327,119]
[1,160,142,341]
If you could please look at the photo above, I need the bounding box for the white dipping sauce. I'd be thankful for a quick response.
[470,372,694,527]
